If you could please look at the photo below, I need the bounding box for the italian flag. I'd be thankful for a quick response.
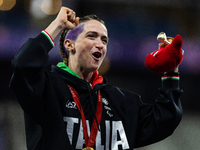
[161,76,180,81]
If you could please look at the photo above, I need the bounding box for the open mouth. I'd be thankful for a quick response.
[92,52,102,59]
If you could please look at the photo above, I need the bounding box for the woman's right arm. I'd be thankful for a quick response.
[9,6,79,121]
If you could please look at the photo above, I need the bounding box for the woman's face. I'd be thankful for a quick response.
[72,20,108,73]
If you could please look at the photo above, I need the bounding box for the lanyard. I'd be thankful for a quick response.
[68,85,103,148]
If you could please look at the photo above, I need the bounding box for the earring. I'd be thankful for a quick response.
[71,49,75,53]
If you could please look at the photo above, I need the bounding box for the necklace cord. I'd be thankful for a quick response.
[85,82,101,132]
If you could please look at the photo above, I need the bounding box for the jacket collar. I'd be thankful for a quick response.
[51,64,107,91]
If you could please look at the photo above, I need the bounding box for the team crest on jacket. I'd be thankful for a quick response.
[102,98,108,105]
[102,98,114,117]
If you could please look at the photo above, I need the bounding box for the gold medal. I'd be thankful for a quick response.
[82,147,94,150]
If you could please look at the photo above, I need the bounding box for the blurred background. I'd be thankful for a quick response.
[1,0,200,149]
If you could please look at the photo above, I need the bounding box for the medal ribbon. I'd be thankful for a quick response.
[68,85,102,147]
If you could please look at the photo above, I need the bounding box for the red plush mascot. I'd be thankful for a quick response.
[145,32,184,73]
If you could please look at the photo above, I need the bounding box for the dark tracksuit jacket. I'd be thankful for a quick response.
[9,33,183,150]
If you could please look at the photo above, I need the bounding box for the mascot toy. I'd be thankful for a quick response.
[145,32,184,73]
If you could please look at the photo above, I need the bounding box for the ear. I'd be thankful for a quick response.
[64,39,75,52]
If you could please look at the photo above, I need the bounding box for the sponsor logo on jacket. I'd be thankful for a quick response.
[66,100,77,109]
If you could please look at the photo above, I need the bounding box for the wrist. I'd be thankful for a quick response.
[163,72,179,76]
[45,20,65,40]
